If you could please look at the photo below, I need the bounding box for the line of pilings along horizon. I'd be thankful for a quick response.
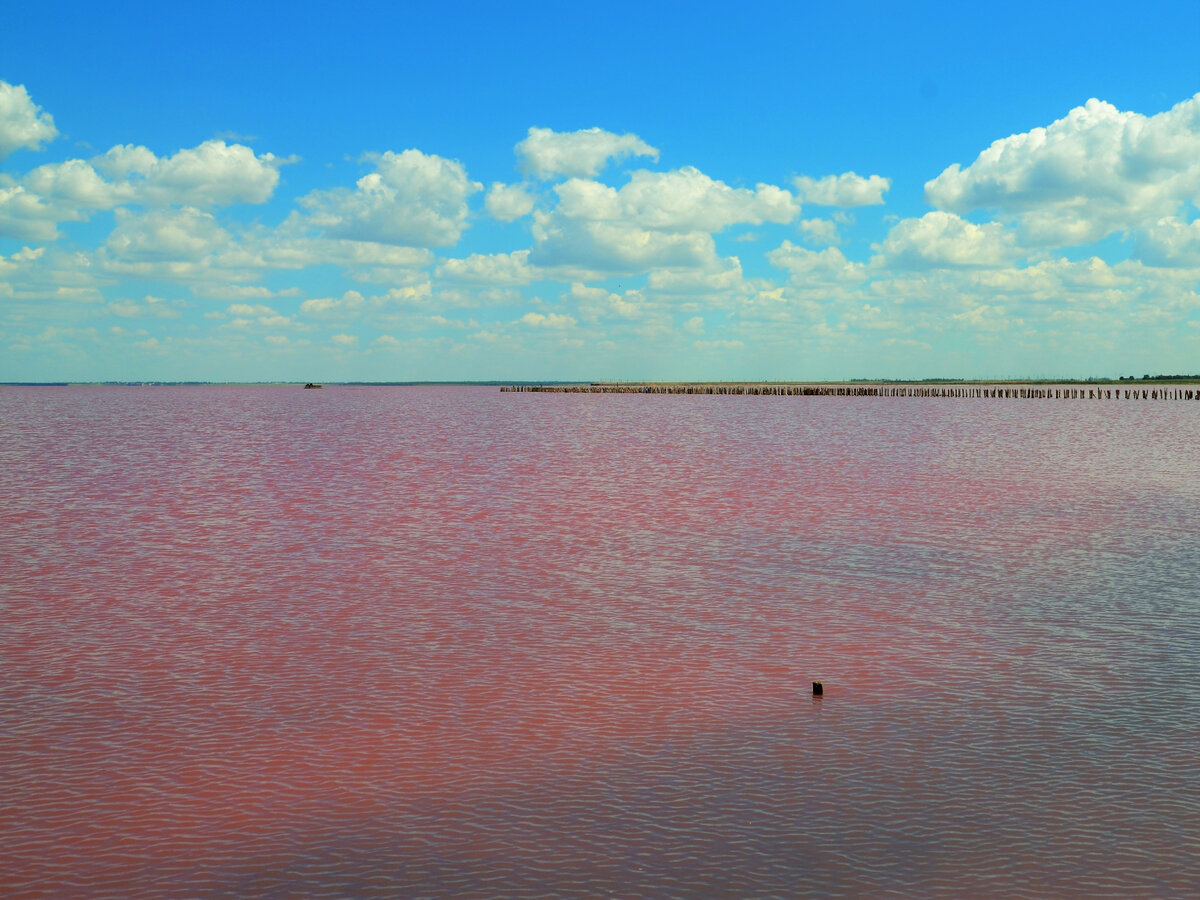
[500,383,1199,400]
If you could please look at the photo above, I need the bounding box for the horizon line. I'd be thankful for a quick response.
[5,375,1200,388]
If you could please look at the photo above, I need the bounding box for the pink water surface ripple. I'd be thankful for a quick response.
[2,385,1198,898]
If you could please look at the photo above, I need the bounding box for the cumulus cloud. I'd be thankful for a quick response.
[798,218,840,246]
[553,168,798,232]
[526,166,796,276]
[0,243,102,305]
[299,284,433,318]
[569,282,645,320]
[226,235,432,274]
[107,296,182,319]
[300,290,367,316]
[191,284,299,302]
[91,144,158,179]
[227,302,281,317]
[34,141,287,207]
[647,257,746,296]
[520,311,576,329]
[105,207,232,263]
[794,172,890,206]
[872,211,1022,269]
[529,212,719,275]
[298,149,480,247]
[23,159,121,208]
[138,141,289,206]
[768,241,867,283]
[0,183,79,241]
[0,245,44,282]
[485,182,535,221]
[1133,216,1200,268]
[94,213,433,292]
[517,126,659,179]
[0,82,58,158]
[924,93,1200,246]
[222,301,291,329]
[0,140,289,240]
[260,239,433,274]
[436,250,537,285]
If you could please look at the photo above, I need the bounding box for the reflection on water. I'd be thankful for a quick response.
[2,385,1198,897]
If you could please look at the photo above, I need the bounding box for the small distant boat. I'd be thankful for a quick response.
[303,382,322,389]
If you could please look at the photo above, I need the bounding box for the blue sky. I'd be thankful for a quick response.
[2,0,1198,381]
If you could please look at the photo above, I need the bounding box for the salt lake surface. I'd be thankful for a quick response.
[2,384,1198,898]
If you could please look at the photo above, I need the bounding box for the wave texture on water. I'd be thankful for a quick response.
[2,385,1199,898]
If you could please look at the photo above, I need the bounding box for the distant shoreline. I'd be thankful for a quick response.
[5,377,1200,388]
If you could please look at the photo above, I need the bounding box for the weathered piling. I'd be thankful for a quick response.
[500,382,1199,400]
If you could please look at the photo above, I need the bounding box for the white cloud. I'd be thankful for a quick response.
[427,314,479,330]
[925,93,1200,246]
[191,284,297,301]
[222,302,291,329]
[0,183,77,241]
[229,235,432,271]
[381,283,435,305]
[872,212,1022,269]
[553,168,798,232]
[0,82,58,159]
[0,245,44,282]
[682,316,705,335]
[108,295,182,319]
[646,257,746,296]
[299,290,367,316]
[0,244,101,304]
[105,207,232,263]
[92,144,158,179]
[794,172,890,206]
[23,158,122,208]
[768,241,867,283]
[227,302,280,317]
[950,304,1009,332]
[299,283,434,318]
[94,223,434,293]
[30,140,287,207]
[436,250,536,285]
[484,182,535,221]
[331,333,358,346]
[798,218,840,246]
[298,149,480,247]
[1134,216,1200,268]
[0,140,289,240]
[517,126,659,179]
[137,140,289,206]
[530,212,719,275]
[569,282,645,320]
[525,165,796,277]
[520,311,576,329]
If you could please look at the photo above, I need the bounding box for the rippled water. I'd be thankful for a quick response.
[2,385,1198,898]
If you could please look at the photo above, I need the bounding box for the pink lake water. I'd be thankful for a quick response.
[2,385,1198,898]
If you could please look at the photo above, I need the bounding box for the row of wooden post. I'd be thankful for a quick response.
[501,384,1199,400]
